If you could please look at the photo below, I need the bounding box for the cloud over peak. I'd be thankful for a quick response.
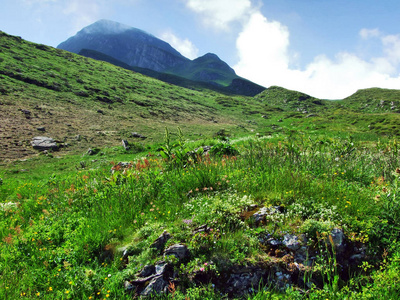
[185,0,252,30]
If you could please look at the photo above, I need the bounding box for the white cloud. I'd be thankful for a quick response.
[184,0,252,30]
[160,31,199,59]
[184,0,400,98]
[360,28,381,39]
[233,11,400,99]
[63,0,101,34]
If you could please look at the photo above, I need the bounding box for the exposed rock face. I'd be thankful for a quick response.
[164,244,190,261]
[150,231,171,251]
[58,19,188,72]
[31,137,58,151]
[140,275,168,296]
[224,266,267,297]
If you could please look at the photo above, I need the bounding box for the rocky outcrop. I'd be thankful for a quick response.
[31,136,58,151]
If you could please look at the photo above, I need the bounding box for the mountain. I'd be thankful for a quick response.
[58,20,265,96]
[0,29,272,160]
[342,87,400,113]
[58,19,188,72]
[167,53,237,86]
[79,48,264,96]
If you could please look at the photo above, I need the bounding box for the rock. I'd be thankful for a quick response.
[155,262,168,275]
[87,148,100,156]
[164,244,190,260]
[193,224,211,235]
[252,206,283,223]
[225,267,266,297]
[267,238,282,247]
[283,234,301,251]
[328,228,346,253]
[36,127,46,132]
[261,115,269,119]
[138,265,156,278]
[306,114,316,118]
[122,139,130,150]
[31,136,59,151]
[150,231,171,251]
[21,109,31,115]
[294,246,309,265]
[140,275,168,297]
[75,135,81,141]
[131,132,147,139]
[124,280,135,292]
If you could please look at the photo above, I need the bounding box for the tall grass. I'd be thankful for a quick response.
[1,133,399,299]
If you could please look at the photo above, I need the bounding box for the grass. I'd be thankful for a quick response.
[1,30,400,299]
[1,130,400,299]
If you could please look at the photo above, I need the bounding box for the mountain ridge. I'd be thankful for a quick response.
[58,20,265,96]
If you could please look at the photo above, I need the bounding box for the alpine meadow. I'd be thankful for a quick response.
[1,22,400,300]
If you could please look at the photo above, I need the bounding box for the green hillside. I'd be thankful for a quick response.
[1,31,400,300]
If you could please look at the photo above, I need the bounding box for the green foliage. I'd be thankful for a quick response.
[2,30,400,300]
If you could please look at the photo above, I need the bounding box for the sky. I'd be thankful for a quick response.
[1,0,400,99]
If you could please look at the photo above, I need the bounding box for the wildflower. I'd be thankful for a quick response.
[65,290,69,294]
[48,287,53,291]
[200,267,205,271]
[36,292,40,296]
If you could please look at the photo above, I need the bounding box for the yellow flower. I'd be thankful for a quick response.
[36,292,40,296]
[48,287,53,291]
[65,290,69,294]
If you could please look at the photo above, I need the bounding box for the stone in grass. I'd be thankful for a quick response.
[150,231,172,251]
[283,234,301,251]
[164,244,190,261]
[140,275,168,297]
[31,136,58,151]
[131,132,147,139]
[327,228,346,253]
[122,139,130,151]
[252,206,283,223]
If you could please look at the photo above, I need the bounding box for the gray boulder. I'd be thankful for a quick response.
[150,231,171,251]
[31,136,58,151]
[164,244,190,260]
[283,234,301,251]
[140,275,168,297]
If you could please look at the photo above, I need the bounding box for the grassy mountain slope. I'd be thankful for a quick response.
[79,49,264,96]
[2,31,400,300]
[2,31,400,163]
[58,20,265,96]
